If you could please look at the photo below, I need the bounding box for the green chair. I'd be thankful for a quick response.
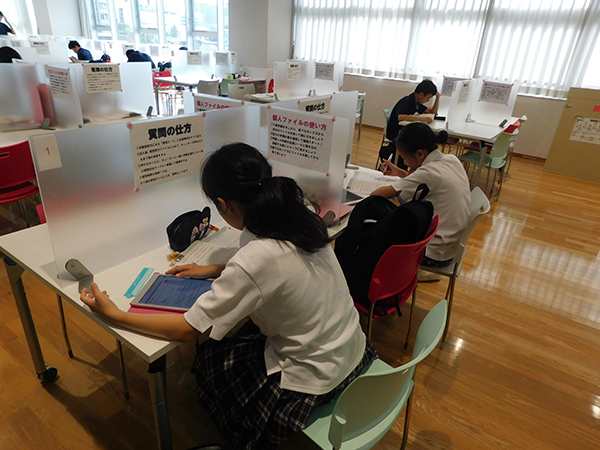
[376,107,395,169]
[356,92,366,141]
[219,78,238,97]
[303,299,447,450]
[458,129,518,199]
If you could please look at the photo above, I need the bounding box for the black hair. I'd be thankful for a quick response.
[125,49,135,56]
[68,40,80,49]
[179,46,188,50]
[395,123,448,156]
[0,46,22,63]
[415,79,437,96]
[0,11,4,16]
[201,142,330,253]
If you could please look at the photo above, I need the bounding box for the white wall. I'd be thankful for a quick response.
[31,0,82,36]
[343,74,564,159]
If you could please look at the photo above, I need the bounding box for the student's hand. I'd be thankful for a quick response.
[166,264,225,279]
[380,159,403,177]
[435,92,441,100]
[421,116,433,124]
[80,283,120,320]
[69,56,77,63]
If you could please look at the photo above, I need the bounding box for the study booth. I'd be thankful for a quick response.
[0,102,351,450]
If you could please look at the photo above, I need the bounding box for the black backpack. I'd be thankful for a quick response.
[335,184,433,309]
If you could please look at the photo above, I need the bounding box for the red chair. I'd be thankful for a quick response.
[0,141,39,227]
[152,69,172,89]
[356,216,439,346]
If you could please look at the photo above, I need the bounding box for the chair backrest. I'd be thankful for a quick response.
[383,107,393,136]
[368,216,439,303]
[152,70,172,88]
[356,92,366,115]
[197,79,221,95]
[0,141,36,189]
[451,187,491,272]
[228,82,255,99]
[219,78,239,96]
[489,129,517,161]
[327,299,447,449]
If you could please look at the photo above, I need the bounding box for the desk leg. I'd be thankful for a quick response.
[154,85,161,116]
[148,355,173,450]
[3,257,58,385]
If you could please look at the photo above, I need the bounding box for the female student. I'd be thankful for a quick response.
[80,142,376,450]
[372,122,472,268]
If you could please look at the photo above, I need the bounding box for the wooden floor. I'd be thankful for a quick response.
[2,125,600,449]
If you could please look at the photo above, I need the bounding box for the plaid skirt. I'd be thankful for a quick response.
[192,320,378,450]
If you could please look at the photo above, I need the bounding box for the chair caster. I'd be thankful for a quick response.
[38,366,58,385]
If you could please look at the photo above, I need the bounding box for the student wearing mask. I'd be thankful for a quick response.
[80,142,376,450]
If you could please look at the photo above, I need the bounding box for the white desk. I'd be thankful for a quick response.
[1,224,179,450]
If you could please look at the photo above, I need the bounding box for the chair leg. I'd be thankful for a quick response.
[484,167,491,193]
[496,167,505,200]
[57,295,74,358]
[17,200,32,227]
[367,304,375,340]
[400,393,414,450]
[442,273,457,343]
[404,288,417,349]
[358,115,363,141]
[117,339,130,400]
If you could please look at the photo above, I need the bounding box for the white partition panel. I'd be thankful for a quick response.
[0,64,45,131]
[312,61,344,96]
[29,40,70,64]
[446,79,477,131]
[30,123,209,281]
[469,79,519,126]
[44,64,84,129]
[273,60,314,100]
[171,50,213,80]
[71,63,154,122]
[204,103,261,153]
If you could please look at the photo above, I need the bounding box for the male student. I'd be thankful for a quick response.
[68,40,93,62]
[0,11,15,35]
[126,49,156,69]
[386,79,441,142]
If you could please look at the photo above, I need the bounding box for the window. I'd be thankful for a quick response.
[294,0,600,98]
[86,0,228,51]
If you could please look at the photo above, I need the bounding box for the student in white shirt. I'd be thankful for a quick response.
[80,142,375,450]
[372,122,471,269]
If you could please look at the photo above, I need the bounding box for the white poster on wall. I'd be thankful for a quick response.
[267,108,333,174]
[129,115,206,189]
[479,81,513,105]
[314,62,335,81]
[298,97,331,115]
[569,117,600,145]
[45,65,75,102]
[187,51,203,65]
[287,62,301,81]
[83,64,122,93]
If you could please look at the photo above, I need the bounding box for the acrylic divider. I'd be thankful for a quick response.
[0,63,46,131]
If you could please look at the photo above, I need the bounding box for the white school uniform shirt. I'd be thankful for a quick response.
[184,229,366,395]
[390,149,471,261]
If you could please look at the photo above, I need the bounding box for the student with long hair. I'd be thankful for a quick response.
[80,142,376,450]
[373,123,471,270]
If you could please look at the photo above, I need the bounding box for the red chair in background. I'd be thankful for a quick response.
[152,69,172,89]
[0,140,39,227]
[356,216,439,346]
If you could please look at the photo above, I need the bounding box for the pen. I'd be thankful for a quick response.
[209,224,219,232]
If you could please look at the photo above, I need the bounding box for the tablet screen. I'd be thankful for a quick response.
[134,274,212,311]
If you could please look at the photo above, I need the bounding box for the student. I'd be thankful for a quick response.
[68,40,93,62]
[126,48,156,69]
[80,142,376,450]
[386,79,441,142]
[0,46,22,63]
[373,123,471,272]
[0,12,16,35]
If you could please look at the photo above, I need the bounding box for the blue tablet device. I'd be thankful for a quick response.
[131,273,212,311]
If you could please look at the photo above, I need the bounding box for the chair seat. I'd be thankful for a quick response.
[421,260,462,278]
[0,182,39,204]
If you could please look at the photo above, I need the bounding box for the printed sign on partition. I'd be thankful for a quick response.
[314,62,335,81]
[231,52,238,65]
[45,65,75,102]
[187,51,203,65]
[268,109,333,174]
[216,52,228,66]
[194,94,242,112]
[442,76,469,96]
[479,81,513,105]
[31,134,62,172]
[287,62,301,81]
[569,117,600,145]
[298,97,331,115]
[29,40,50,55]
[162,45,171,56]
[94,41,103,51]
[459,81,471,104]
[129,115,206,189]
[83,64,122,93]
[12,40,22,47]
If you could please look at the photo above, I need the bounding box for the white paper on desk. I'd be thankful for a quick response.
[346,172,398,197]
[172,227,241,267]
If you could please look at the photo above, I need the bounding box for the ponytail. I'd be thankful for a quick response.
[395,122,448,155]
[201,143,330,253]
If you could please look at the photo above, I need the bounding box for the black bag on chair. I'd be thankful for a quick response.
[334,184,433,309]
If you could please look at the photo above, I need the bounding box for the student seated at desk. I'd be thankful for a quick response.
[126,49,156,69]
[373,123,471,276]
[0,46,21,63]
[68,40,93,62]
[80,142,376,450]
[0,11,15,35]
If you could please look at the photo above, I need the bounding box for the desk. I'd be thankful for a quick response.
[1,224,178,450]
